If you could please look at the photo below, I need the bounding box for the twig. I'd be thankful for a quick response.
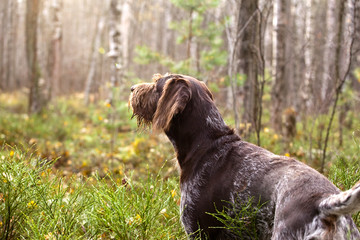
[320,0,356,173]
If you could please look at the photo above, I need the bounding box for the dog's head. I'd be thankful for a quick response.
[129,73,213,131]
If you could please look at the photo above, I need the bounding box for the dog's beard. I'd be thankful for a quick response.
[129,96,153,130]
[131,112,152,129]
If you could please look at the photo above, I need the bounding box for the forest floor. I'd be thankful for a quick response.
[0,92,359,239]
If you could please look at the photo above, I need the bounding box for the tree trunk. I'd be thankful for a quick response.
[47,0,62,99]
[187,8,193,60]
[107,0,123,103]
[238,0,260,136]
[271,0,289,131]
[301,0,315,113]
[10,0,18,90]
[84,16,105,105]
[225,0,240,134]
[26,0,42,114]
[0,0,8,90]
[292,2,306,113]
[1,0,17,91]
[322,0,337,106]
[3,0,12,90]
[350,0,360,107]
[121,0,131,71]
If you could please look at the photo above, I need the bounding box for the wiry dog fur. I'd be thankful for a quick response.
[129,74,360,240]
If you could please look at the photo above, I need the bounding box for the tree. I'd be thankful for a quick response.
[0,0,18,91]
[237,0,260,131]
[47,0,62,99]
[0,0,4,90]
[134,0,226,80]
[107,0,123,103]
[271,0,289,132]
[26,0,43,114]
[84,14,106,105]
[322,0,337,104]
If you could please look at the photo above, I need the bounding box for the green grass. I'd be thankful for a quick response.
[207,197,265,239]
[0,148,185,239]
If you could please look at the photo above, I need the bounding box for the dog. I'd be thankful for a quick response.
[129,73,360,239]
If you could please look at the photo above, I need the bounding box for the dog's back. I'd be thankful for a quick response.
[181,139,360,239]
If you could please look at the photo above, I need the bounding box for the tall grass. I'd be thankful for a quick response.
[0,148,92,239]
[89,172,185,239]
[0,149,185,239]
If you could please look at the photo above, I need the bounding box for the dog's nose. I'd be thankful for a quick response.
[131,85,136,92]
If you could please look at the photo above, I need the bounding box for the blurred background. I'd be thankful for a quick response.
[0,0,360,176]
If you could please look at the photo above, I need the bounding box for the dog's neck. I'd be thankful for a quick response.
[164,103,235,172]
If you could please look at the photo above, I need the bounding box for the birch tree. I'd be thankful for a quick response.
[107,0,123,103]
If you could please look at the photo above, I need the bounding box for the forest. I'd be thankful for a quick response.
[0,0,360,239]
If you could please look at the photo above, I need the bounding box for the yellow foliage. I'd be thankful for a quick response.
[27,200,38,209]
[171,189,177,198]
[273,134,279,140]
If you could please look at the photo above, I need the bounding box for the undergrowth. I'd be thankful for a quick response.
[0,93,359,238]
[0,149,185,239]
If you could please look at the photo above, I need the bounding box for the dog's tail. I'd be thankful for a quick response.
[319,180,360,216]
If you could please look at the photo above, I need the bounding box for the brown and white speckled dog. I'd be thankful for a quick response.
[129,73,360,240]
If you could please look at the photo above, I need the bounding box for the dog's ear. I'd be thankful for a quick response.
[153,77,191,131]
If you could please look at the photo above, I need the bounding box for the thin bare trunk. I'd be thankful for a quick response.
[1,0,17,90]
[255,1,272,146]
[187,8,193,60]
[47,0,62,99]
[26,0,43,114]
[107,0,123,164]
[84,16,105,105]
[238,0,260,137]
[225,3,240,134]
[0,0,8,90]
[322,0,337,104]
[271,0,289,132]
[303,0,316,112]
[320,0,355,173]
[107,0,123,103]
